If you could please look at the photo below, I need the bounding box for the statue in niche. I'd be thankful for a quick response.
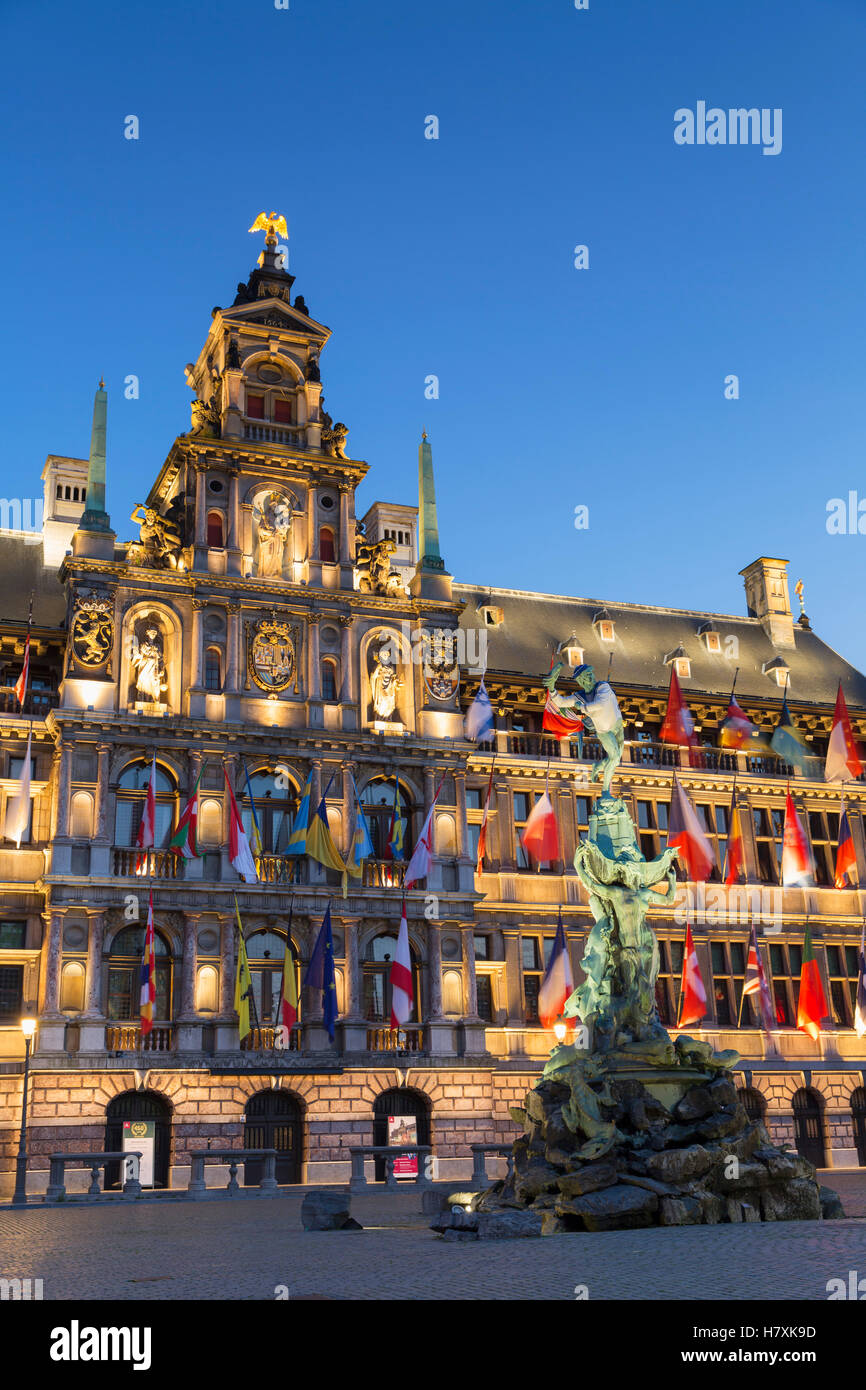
[131,623,168,705]
[370,641,403,720]
[253,491,294,578]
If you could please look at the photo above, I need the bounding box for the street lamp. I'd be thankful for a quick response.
[12,1016,37,1207]
[553,1018,567,1045]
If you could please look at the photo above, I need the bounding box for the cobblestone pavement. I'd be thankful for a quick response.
[1,1183,865,1301]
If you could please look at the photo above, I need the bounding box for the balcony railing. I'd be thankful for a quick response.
[362,859,407,889]
[240,1025,301,1051]
[0,686,59,717]
[627,740,681,769]
[106,1024,174,1052]
[112,848,185,879]
[255,855,305,885]
[243,421,306,447]
[366,1025,424,1053]
[504,730,603,762]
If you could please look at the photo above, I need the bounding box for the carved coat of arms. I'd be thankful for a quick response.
[247,619,296,694]
[422,628,459,703]
[68,597,114,675]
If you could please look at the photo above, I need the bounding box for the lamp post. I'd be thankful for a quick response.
[11,1016,37,1207]
[553,1018,567,1045]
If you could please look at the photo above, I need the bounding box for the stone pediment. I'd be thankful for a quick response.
[221,300,329,339]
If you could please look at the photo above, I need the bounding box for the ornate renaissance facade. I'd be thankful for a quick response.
[1,228,865,1193]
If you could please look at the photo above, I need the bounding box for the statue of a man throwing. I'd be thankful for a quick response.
[543,661,624,795]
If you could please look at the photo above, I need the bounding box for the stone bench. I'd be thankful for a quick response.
[46,1151,143,1203]
[470,1144,515,1186]
[348,1145,433,1193]
[187,1148,279,1199]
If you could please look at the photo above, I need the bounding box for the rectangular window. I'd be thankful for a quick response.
[246,394,265,419]
[696,803,729,882]
[636,801,669,860]
[513,792,555,872]
[0,965,24,1022]
[473,934,490,960]
[753,807,783,883]
[710,938,751,1027]
[0,922,26,950]
[273,398,293,424]
[808,809,840,888]
[825,942,858,1027]
[768,942,800,1026]
[476,974,494,1022]
[655,937,684,1025]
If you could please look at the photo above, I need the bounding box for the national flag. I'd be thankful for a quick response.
[139,889,156,1036]
[225,767,258,883]
[476,762,495,871]
[3,730,32,847]
[13,632,30,707]
[677,923,707,1027]
[781,789,813,887]
[826,684,863,783]
[520,790,560,864]
[464,678,495,743]
[855,928,866,1039]
[285,775,312,856]
[278,902,298,1033]
[770,697,812,774]
[303,904,338,1041]
[306,778,348,895]
[542,692,584,739]
[389,899,414,1027]
[384,779,405,861]
[667,776,715,881]
[719,697,770,752]
[659,666,696,747]
[233,896,254,1040]
[538,912,575,1028]
[346,775,375,879]
[134,754,158,873]
[835,797,857,888]
[741,921,776,1034]
[242,759,264,857]
[796,922,829,1041]
[404,777,445,888]
[723,789,746,886]
[168,766,204,859]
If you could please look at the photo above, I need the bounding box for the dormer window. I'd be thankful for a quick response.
[593,610,615,642]
[561,639,584,668]
[762,657,790,687]
[478,605,504,628]
[664,645,690,679]
[698,621,721,653]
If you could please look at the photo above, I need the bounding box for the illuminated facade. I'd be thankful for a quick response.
[1,235,865,1194]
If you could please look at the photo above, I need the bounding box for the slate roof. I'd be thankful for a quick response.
[454,583,866,712]
[0,535,66,627]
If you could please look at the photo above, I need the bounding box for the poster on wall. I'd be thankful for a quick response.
[387,1114,418,1178]
[122,1119,155,1187]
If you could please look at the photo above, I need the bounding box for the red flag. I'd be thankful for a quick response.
[719,697,757,750]
[677,923,707,1026]
[538,912,574,1028]
[723,790,746,886]
[139,889,156,1036]
[835,797,857,888]
[667,776,715,881]
[542,693,584,739]
[520,791,560,863]
[389,900,414,1027]
[13,633,30,707]
[659,667,696,748]
[742,921,776,1035]
[134,754,157,874]
[476,763,495,871]
[225,768,258,883]
[825,684,863,782]
[796,923,829,1041]
[781,789,813,887]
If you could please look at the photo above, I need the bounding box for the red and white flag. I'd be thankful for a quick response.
[404,777,445,889]
[781,789,813,887]
[538,912,574,1028]
[389,900,414,1027]
[677,923,707,1027]
[520,790,560,864]
[139,889,156,1036]
[659,667,696,748]
[476,762,495,872]
[134,754,158,874]
[667,776,715,881]
[225,768,258,883]
[13,633,30,707]
[742,921,776,1035]
[825,684,863,783]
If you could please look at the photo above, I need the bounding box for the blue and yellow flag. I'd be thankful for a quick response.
[770,697,813,774]
[306,777,348,896]
[347,775,375,878]
[285,775,312,856]
[385,779,405,861]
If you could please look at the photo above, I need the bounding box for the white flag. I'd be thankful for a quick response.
[4,732,32,847]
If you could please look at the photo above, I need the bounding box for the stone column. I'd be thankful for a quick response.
[339,614,354,704]
[454,770,469,859]
[54,743,72,839]
[225,603,241,693]
[462,927,479,1019]
[341,762,355,859]
[226,468,242,572]
[190,600,205,690]
[193,462,208,568]
[338,485,352,561]
[502,930,524,1027]
[306,613,321,700]
[343,918,362,1020]
[495,781,514,870]
[222,754,236,844]
[95,743,111,840]
[556,783,573,875]
[427,921,444,1020]
[41,911,64,1017]
[81,911,105,1018]
[310,759,322,809]
[179,913,199,1020]
[219,913,234,1017]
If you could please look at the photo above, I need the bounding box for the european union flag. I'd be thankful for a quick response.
[303,904,338,1042]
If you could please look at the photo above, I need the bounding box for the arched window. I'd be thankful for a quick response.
[207,511,225,548]
[195,964,219,1014]
[64,485,71,500]
[72,487,79,501]
[60,960,86,1013]
[245,929,300,1025]
[241,768,299,854]
[437,812,457,857]
[70,790,94,839]
[792,1087,826,1168]
[737,1086,766,1124]
[204,648,222,691]
[321,658,339,703]
[319,526,336,563]
[198,797,222,847]
[363,932,421,1023]
[113,760,176,848]
[107,924,171,1021]
[360,778,415,861]
[55,483,62,499]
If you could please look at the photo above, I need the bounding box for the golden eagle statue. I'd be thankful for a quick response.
[248,211,288,241]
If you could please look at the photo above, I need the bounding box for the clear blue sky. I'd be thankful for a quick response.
[1,0,864,666]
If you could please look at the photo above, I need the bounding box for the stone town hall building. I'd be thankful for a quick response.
[1,226,866,1194]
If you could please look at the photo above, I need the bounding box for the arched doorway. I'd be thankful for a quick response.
[792,1087,826,1169]
[372,1087,431,1181]
[737,1087,766,1125]
[104,1090,171,1189]
[244,1090,303,1186]
[851,1087,866,1166]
